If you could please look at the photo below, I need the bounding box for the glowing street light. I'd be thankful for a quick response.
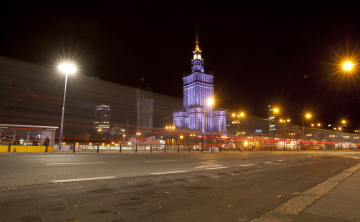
[98,128,103,141]
[343,61,354,71]
[204,98,214,151]
[58,62,76,150]
[269,107,279,140]
[232,111,246,135]
[301,113,313,147]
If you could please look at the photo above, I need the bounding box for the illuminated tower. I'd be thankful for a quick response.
[173,29,227,134]
[94,105,111,132]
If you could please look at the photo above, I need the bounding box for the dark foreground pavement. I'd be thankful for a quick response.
[0,152,359,222]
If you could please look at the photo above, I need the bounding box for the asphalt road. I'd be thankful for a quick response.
[0,151,359,222]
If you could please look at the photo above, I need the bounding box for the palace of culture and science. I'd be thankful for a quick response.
[173,30,227,134]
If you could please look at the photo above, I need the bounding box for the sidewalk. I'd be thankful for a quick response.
[252,163,360,222]
[294,166,360,222]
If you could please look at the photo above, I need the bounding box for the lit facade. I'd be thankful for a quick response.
[173,30,227,134]
[94,105,111,132]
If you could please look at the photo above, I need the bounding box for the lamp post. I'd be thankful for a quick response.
[58,62,76,150]
[279,118,290,150]
[232,112,245,136]
[268,107,279,139]
[301,113,312,149]
[268,107,279,150]
[98,128,102,137]
[204,98,214,152]
[337,120,346,148]
[302,113,312,134]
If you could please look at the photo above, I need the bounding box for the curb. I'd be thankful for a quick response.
[251,163,360,222]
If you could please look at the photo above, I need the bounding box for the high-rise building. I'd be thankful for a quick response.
[173,29,227,134]
[94,105,111,132]
[137,81,154,135]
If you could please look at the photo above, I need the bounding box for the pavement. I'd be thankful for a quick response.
[293,164,360,222]
[252,162,360,222]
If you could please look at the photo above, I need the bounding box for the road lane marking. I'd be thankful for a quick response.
[194,165,223,169]
[151,171,186,175]
[146,160,176,163]
[52,176,115,183]
[277,160,285,162]
[200,158,218,160]
[239,164,255,167]
[46,162,106,165]
[263,161,274,164]
[206,167,228,170]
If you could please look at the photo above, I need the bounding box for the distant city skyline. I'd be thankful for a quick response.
[1,2,360,126]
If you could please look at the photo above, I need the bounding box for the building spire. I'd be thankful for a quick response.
[195,27,201,51]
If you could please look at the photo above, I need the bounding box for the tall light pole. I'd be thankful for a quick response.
[301,113,312,149]
[268,107,279,150]
[268,107,279,139]
[232,112,245,135]
[302,113,312,134]
[279,118,290,150]
[204,98,214,151]
[58,62,76,150]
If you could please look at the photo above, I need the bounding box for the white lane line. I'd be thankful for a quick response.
[201,158,218,160]
[263,161,274,164]
[194,165,223,169]
[146,160,176,163]
[52,176,115,183]
[277,160,285,162]
[151,171,186,175]
[46,162,106,165]
[239,164,255,167]
[207,167,228,170]
[353,157,360,159]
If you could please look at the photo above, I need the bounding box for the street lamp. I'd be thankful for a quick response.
[58,62,76,150]
[336,120,347,149]
[232,111,246,135]
[343,61,354,72]
[268,107,279,140]
[98,128,103,139]
[302,113,312,134]
[204,98,214,151]
[279,119,290,126]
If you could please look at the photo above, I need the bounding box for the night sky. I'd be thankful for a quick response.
[1,1,360,128]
